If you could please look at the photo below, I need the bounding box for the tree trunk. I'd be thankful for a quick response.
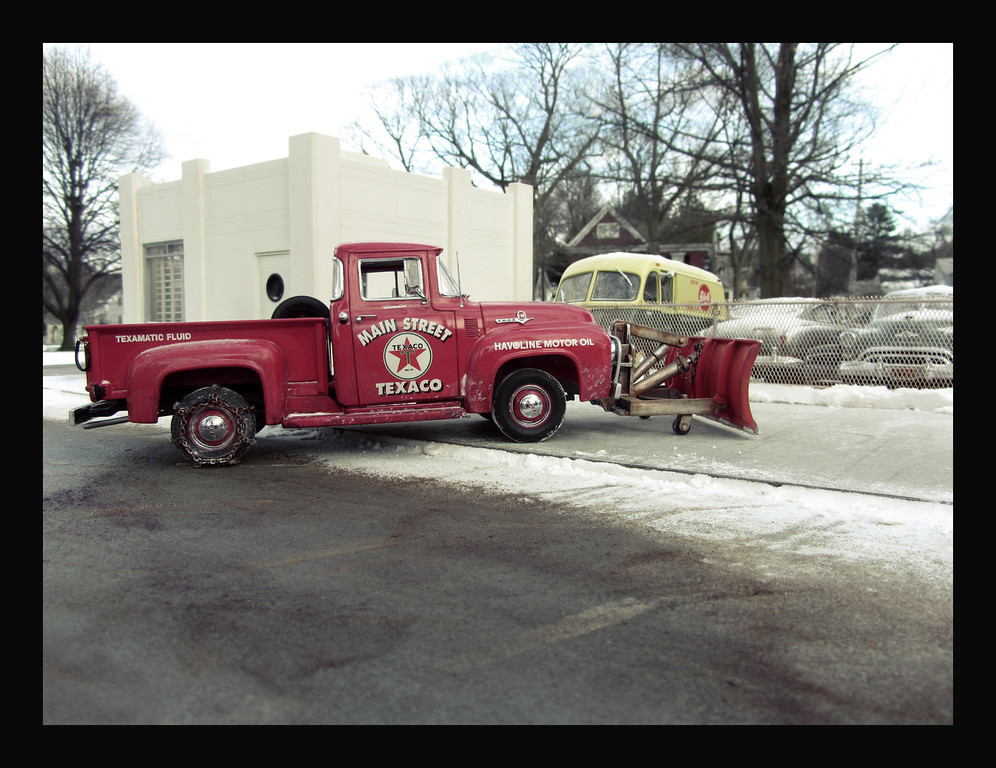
[756,203,786,298]
[59,319,76,351]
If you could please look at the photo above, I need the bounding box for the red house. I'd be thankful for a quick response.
[565,204,717,272]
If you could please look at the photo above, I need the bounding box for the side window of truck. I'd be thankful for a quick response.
[359,258,423,300]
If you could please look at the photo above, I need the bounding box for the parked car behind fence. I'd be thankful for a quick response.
[702,298,871,385]
[583,288,953,389]
[839,286,953,388]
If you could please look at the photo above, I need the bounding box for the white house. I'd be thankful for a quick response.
[117,132,533,323]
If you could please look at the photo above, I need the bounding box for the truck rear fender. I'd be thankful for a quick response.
[125,339,288,423]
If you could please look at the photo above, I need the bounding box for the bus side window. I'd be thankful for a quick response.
[660,272,673,303]
[643,273,659,302]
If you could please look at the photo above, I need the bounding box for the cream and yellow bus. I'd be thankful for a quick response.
[554,252,727,334]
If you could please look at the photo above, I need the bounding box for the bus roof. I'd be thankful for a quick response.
[561,252,721,283]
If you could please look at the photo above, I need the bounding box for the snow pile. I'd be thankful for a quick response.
[747,380,953,414]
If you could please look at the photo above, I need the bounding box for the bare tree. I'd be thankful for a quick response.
[535,166,603,290]
[591,43,731,251]
[356,42,910,299]
[361,45,599,200]
[347,76,431,174]
[668,43,898,297]
[43,45,164,349]
[412,45,599,206]
[362,44,603,281]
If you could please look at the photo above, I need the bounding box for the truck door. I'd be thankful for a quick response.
[347,256,460,406]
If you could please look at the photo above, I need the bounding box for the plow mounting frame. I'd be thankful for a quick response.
[605,321,760,435]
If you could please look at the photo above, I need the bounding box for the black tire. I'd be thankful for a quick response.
[271,295,328,319]
[171,386,257,466]
[492,369,566,443]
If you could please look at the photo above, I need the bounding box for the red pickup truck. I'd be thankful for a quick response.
[72,242,759,466]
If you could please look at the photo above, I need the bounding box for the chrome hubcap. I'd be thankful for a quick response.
[509,385,551,428]
[517,393,544,420]
[191,410,235,450]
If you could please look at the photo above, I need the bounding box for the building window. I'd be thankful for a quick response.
[266,273,285,302]
[145,242,184,322]
[596,222,620,240]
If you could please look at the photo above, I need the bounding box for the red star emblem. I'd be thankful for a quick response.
[389,342,426,371]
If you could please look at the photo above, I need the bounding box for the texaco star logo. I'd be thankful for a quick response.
[383,332,432,380]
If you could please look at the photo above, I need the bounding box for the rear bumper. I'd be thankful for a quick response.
[839,360,953,386]
[839,346,953,387]
[751,354,805,374]
[70,399,126,426]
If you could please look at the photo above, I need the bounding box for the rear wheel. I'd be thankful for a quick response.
[492,369,566,443]
[171,385,257,466]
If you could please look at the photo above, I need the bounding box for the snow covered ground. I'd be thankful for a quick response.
[43,350,953,587]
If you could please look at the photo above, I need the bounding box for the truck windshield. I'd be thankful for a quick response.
[436,255,463,298]
[557,273,593,302]
[591,270,640,301]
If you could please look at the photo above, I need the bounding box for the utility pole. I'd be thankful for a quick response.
[849,159,863,295]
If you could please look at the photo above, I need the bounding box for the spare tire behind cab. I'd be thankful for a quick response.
[271,295,328,319]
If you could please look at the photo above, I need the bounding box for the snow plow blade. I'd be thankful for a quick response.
[607,321,760,435]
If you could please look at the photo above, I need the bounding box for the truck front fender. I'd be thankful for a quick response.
[462,326,613,413]
[125,339,288,422]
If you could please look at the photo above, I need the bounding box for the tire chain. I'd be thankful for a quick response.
[171,384,257,466]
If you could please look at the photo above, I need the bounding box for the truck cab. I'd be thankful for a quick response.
[327,243,466,407]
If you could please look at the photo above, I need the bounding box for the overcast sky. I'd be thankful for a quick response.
[48,42,952,231]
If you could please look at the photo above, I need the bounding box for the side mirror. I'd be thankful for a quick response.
[404,259,427,302]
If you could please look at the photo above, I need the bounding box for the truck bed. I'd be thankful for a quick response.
[81,318,331,421]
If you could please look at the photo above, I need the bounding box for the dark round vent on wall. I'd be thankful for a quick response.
[266,273,285,302]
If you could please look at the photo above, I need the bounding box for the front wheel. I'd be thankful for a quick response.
[171,385,257,466]
[492,369,566,443]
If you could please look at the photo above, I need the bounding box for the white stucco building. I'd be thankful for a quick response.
[118,132,533,323]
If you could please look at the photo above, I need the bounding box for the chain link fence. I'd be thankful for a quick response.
[586,292,954,389]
